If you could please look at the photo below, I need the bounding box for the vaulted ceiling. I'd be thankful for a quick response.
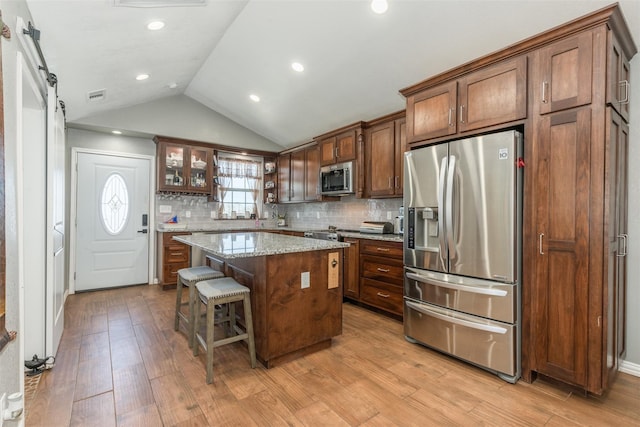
[25,0,640,148]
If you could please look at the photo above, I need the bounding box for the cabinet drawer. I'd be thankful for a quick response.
[360,278,403,315]
[360,240,403,258]
[163,262,188,285]
[164,246,189,263]
[361,255,403,284]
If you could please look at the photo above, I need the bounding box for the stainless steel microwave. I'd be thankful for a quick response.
[320,161,354,195]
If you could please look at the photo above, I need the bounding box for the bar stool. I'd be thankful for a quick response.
[174,266,225,348]
[193,277,257,384]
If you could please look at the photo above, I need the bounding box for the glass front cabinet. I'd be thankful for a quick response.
[155,136,214,194]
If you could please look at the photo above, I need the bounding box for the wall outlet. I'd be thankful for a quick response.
[316,212,320,219]
[297,212,300,218]
[211,211,217,219]
[387,211,393,220]
[159,205,172,213]
[301,272,310,289]
[185,211,191,218]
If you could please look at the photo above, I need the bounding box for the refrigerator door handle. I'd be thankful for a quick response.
[406,300,508,334]
[406,272,508,297]
[437,156,447,260]
[446,155,456,260]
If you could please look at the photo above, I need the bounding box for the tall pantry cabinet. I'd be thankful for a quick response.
[526,7,635,394]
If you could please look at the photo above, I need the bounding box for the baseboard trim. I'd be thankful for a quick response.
[620,360,640,377]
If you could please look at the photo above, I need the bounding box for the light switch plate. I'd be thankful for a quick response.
[185,211,191,218]
[301,272,310,289]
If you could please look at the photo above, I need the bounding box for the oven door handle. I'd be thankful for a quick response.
[406,300,508,334]
[406,272,508,297]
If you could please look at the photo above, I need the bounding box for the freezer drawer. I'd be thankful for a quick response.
[405,267,517,324]
[404,298,516,377]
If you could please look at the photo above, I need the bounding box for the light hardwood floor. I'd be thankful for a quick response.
[25,284,640,426]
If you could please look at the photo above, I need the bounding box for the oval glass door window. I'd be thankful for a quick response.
[101,173,129,235]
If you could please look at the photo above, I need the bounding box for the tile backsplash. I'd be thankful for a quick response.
[275,196,403,230]
[155,194,402,231]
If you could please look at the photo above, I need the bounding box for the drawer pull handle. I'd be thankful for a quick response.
[377,268,390,273]
[377,292,390,298]
[171,252,184,256]
[376,247,390,252]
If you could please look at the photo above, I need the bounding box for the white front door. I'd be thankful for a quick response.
[75,153,150,291]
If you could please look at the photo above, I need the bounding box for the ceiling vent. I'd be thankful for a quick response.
[113,0,207,7]
[87,89,107,102]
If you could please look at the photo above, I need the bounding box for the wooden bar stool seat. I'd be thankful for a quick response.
[174,266,225,348]
[193,277,257,384]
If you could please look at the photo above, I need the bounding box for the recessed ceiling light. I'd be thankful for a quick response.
[136,73,150,81]
[249,94,260,103]
[147,21,165,30]
[112,130,122,135]
[291,62,304,72]
[168,82,178,89]
[371,0,388,14]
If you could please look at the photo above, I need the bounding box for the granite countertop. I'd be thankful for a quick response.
[158,222,404,243]
[173,231,349,259]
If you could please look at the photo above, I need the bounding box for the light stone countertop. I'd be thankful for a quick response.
[159,223,403,243]
[173,231,349,259]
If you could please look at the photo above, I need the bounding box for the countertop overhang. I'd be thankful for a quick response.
[173,231,349,259]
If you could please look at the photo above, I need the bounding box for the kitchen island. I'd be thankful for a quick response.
[173,232,349,368]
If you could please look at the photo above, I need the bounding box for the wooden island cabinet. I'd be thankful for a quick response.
[400,4,635,395]
[174,232,347,368]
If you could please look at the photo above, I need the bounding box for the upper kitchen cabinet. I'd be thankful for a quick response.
[316,122,363,166]
[278,144,314,203]
[607,30,632,122]
[364,111,406,198]
[402,56,527,144]
[304,144,321,201]
[155,136,213,194]
[536,31,593,114]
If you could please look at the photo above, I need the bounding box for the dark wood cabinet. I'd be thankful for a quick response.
[531,107,592,387]
[537,31,593,115]
[316,122,363,166]
[157,232,190,290]
[607,32,632,122]
[603,107,629,390]
[304,145,320,201]
[343,238,360,300]
[342,238,403,318]
[404,56,526,144]
[277,153,291,203]
[365,112,406,198]
[359,240,403,317]
[155,136,213,194]
[525,13,635,394]
[278,143,320,203]
[319,129,358,166]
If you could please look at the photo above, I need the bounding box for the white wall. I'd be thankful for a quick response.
[70,94,285,152]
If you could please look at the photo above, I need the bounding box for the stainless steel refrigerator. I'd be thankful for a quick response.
[403,129,523,383]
